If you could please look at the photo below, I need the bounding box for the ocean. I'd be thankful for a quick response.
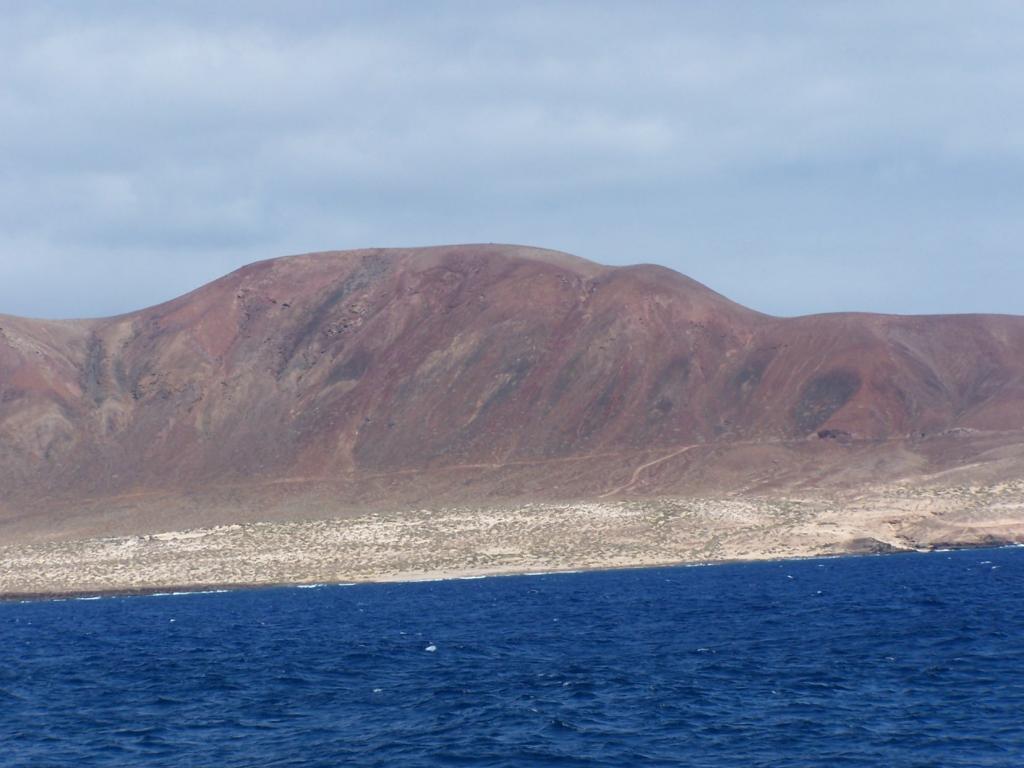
[2,548,1023,767]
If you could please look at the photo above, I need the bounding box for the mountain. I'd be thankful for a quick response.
[2,244,1023,542]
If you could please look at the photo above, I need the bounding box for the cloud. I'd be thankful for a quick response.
[0,1,1022,318]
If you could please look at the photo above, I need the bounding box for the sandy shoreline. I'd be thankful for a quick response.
[3,481,1022,602]
[6,543,1021,604]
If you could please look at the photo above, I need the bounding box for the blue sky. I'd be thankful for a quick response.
[1,1,1022,319]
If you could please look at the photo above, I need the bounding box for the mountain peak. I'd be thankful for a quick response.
[2,244,1023,542]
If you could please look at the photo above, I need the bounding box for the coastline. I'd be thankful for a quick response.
[4,543,1021,604]
[3,488,1021,602]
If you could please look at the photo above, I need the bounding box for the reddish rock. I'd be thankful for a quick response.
[2,244,1022,541]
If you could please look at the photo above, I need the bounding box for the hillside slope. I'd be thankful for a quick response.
[2,244,1023,541]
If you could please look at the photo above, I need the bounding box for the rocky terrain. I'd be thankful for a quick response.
[1,244,1022,593]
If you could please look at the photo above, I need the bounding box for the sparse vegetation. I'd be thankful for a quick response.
[3,481,1021,597]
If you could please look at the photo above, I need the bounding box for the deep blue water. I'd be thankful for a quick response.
[2,548,1024,767]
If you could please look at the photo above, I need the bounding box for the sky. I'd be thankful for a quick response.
[1,1,1022,319]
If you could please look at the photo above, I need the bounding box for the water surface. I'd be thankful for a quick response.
[3,548,1023,766]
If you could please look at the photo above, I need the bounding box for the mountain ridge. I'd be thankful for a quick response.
[2,244,1023,542]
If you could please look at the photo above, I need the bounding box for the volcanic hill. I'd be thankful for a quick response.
[2,244,1023,543]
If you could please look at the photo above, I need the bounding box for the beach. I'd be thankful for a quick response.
[3,480,1021,599]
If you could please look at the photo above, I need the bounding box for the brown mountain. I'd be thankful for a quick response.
[2,244,1023,543]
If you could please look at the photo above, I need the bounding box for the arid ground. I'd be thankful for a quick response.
[3,246,1022,596]
[3,480,1021,598]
